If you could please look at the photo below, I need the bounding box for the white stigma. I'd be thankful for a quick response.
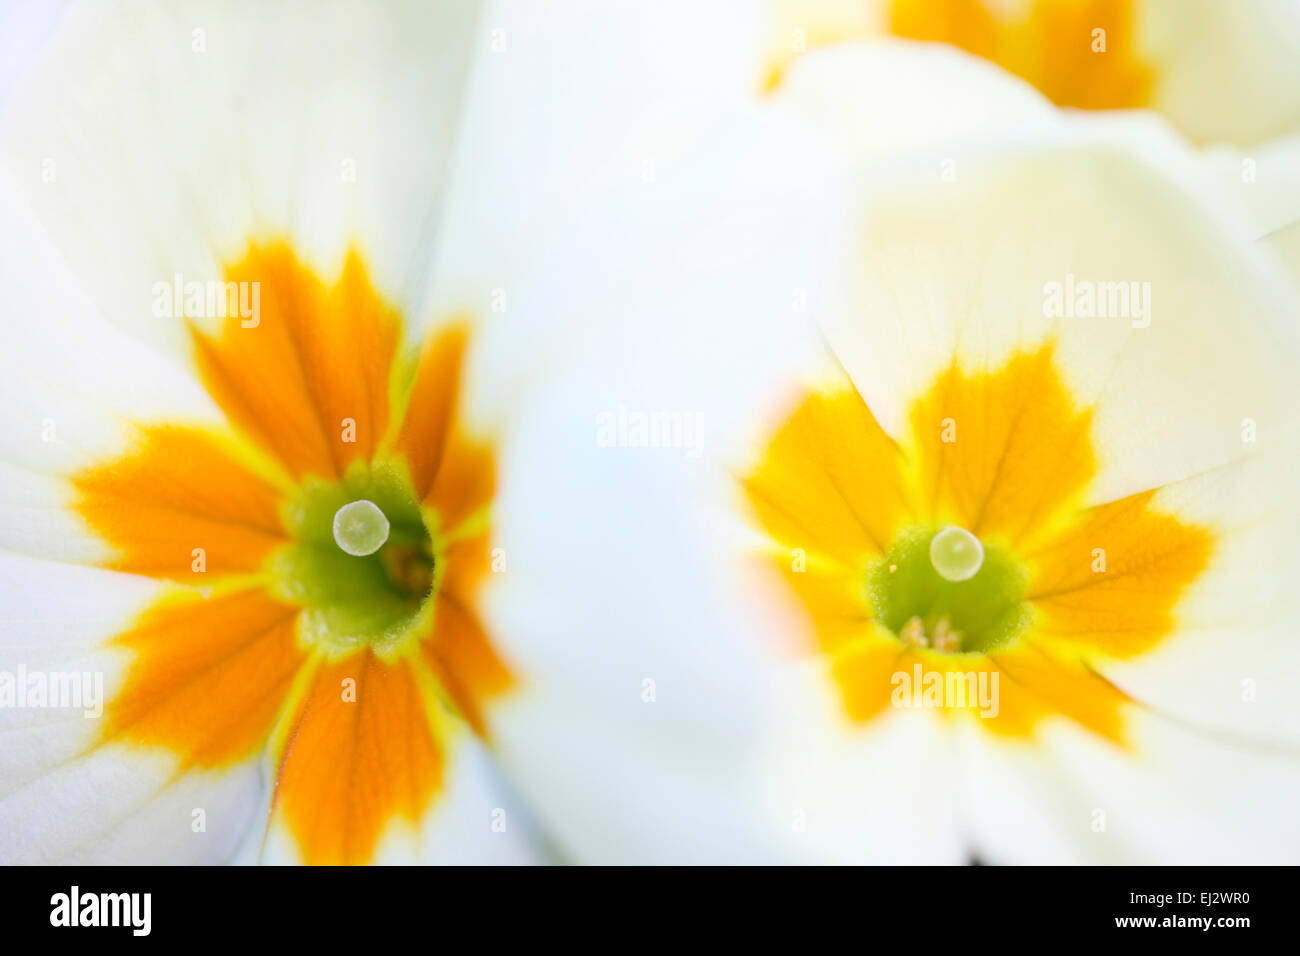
[929,525,984,583]
[332,499,391,556]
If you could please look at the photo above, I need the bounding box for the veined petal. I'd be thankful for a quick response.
[394,324,471,503]
[0,173,227,566]
[1,747,264,865]
[72,425,288,581]
[257,724,546,866]
[262,652,443,866]
[743,381,912,566]
[191,242,400,482]
[1083,450,1300,748]
[1025,489,1213,659]
[821,124,1300,510]
[906,343,1096,549]
[392,321,497,536]
[101,589,305,770]
[0,553,264,863]
[423,534,513,736]
[255,649,541,865]
[0,0,482,358]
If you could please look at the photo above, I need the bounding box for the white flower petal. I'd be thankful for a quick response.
[477,108,844,863]
[1085,456,1300,746]
[0,174,227,566]
[1263,216,1300,295]
[429,0,767,321]
[1,0,481,356]
[0,552,262,863]
[965,713,1300,864]
[771,40,1057,165]
[2,748,263,865]
[1140,0,1300,147]
[821,122,1300,505]
[1198,132,1300,241]
[757,662,965,864]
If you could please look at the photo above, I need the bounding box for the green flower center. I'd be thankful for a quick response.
[269,459,439,656]
[866,526,1033,654]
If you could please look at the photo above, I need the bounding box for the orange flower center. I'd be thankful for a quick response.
[73,241,510,864]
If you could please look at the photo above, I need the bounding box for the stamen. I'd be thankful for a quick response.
[929,525,984,582]
[332,499,391,556]
[930,616,962,653]
[900,616,928,649]
[898,614,964,653]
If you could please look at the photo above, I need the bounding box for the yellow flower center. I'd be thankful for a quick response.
[869,525,1031,654]
[743,342,1212,744]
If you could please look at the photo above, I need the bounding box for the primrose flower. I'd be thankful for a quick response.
[766,51,1300,865]
[529,43,1300,863]
[0,0,825,864]
[758,0,1300,148]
